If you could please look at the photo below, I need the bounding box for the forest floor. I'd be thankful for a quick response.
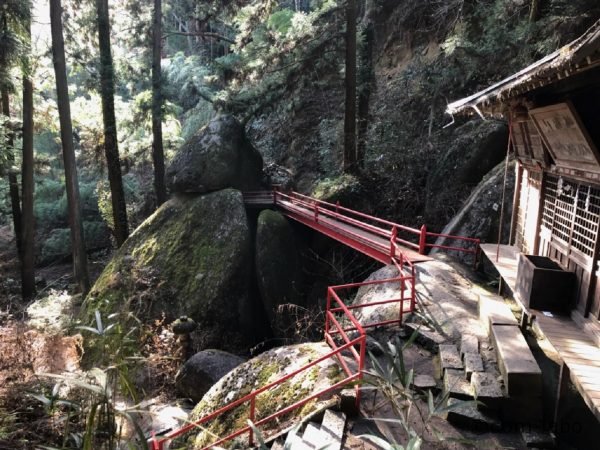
[0,226,182,449]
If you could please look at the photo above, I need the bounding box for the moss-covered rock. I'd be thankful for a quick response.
[84,189,265,352]
[166,114,263,194]
[255,210,304,337]
[185,342,344,449]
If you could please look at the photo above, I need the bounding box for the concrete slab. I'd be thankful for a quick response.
[271,440,284,450]
[302,422,325,448]
[444,368,474,400]
[439,344,463,371]
[461,334,479,358]
[446,398,501,431]
[471,372,504,410]
[464,353,484,380]
[479,293,518,334]
[491,324,542,397]
[320,410,345,450]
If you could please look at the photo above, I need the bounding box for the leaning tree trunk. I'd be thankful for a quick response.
[152,0,167,207]
[95,0,129,247]
[343,0,357,173]
[1,88,23,258]
[49,0,90,295]
[21,15,36,300]
[530,0,540,22]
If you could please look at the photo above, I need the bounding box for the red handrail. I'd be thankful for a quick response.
[270,190,480,263]
[149,189,476,449]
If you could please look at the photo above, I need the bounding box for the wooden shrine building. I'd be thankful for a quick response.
[447,19,600,424]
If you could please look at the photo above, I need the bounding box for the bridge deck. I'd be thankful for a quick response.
[278,199,432,264]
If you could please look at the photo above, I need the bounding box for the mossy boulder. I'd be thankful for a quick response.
[255,210,304,337]
[167,114,263,194]
[185,342,344,449]
[84,189,265,351]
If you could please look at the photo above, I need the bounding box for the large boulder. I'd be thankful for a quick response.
[167,114,263,193]
[185,342,344,449]
[255,210,304,337]
[432,160,515,264]
[175,350,245,402]
[351,265,406,326]
[425,120,509,231]
[84,189,267,352]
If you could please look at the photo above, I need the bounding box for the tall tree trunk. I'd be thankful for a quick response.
[49,0,90,295]
[21,15,36,300]
[152,0,167,207]
[1,88,23,258]
[343,0,357,173]
[357,21,374,170]
[95,0,129,247]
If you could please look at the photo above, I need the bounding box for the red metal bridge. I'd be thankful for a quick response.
[244,190,480,265]
[148,190,480,450]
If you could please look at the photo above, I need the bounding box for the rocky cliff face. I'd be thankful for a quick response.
[248,0,600,236]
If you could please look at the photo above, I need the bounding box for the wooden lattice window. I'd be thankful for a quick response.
[542,175,600,259]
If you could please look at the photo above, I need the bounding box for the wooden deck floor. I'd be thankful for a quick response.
[480,244,520,298]
[480,243,600,423]
[535,313,600,422]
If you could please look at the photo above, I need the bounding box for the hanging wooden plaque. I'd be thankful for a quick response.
[529,102,600,173]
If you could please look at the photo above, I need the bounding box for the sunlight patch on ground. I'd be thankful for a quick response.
[26,289,75,332]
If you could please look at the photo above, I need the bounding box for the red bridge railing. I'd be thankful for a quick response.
[149,190,475,449]
[243,189,481,266]
[148,235,416,450]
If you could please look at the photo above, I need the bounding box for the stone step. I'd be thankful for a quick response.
[471,372,504,410]
[271,440,285,450]
[521,427,556,449]
[285,434,317,450]
[460,335,479,358]
[463,353,484,381]
[446,398,501,431]
[439,344,463,371]
[444,368,474,400]
[491,324,542,397]
[479,294,519,334]
[302,422,325,448]
[319,410,345,450]
[413,374,437,391]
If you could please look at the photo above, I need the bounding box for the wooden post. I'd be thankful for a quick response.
[509,164,523,247]
[553,362,570,432]
[418,225,427,254]
[533,171,546,255]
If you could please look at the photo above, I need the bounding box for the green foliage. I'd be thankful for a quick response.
[268,9,295,35]
[210,0,342,118]
[40,221,110,264]
[0,0,32,88]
